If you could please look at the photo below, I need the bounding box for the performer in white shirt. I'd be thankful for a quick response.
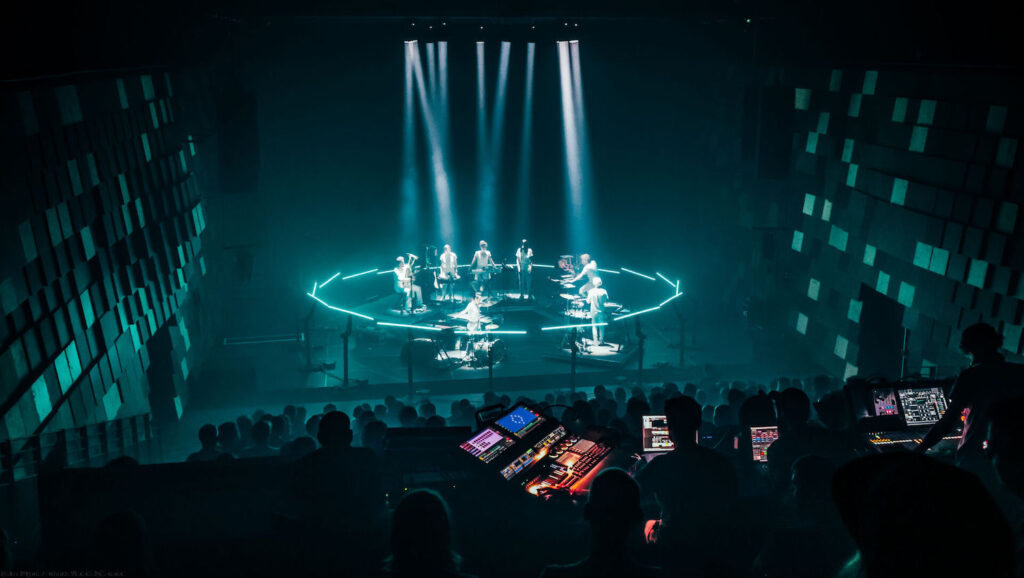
[515,239,533,300]
[460,293,485,333]
[470,240,495,297]
[587,277,608,345]
[394,255,423,313]
[438,244,460,302]
[573,253,598,296]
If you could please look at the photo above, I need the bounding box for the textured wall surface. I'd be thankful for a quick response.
[0,72,211,441]
[765,66,1023,379]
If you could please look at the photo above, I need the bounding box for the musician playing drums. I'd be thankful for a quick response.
[460,293,485,333]
[470,240,495,297]
[438,244,460,302]
[587,277,609,345]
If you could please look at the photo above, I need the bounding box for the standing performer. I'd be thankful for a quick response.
[438,244,460,302]
[394,255,423,313]
[515,239,534,300]
[573,253,599,296]
[470,240,495,297]
[587,277,608,345]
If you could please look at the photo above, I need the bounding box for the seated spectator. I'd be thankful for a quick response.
[540,469,662,578]
[187,424,227,462]
[218,421,242,455]
[238,420,277,458]
[833,453,1014,577]
[385,489,475,578]
[767,388,848,490]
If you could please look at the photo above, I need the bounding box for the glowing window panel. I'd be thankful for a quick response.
[817,112,831,134]
[808,278,820,301]
[862,70,878,95]
[846,164,859,188]
[796,313,808,335]
[792,230,804,252]
[967,259,988,288]
[910,126,928,153]
[863,244,877,267]
[829,70,842,92]
[876,271,890,295]
[917,99,936,125]
[848,299,862,323]
[794,88,811,110]
[842,138,855,163]
[996,138,1018,168]
[996,202,1017,234]
[891,178,908,206]
[828,225,848,252]
[835,335,849,359]
[987,105,1008,133]
[802,194,816,216]
[892,97,908,123]
[844,363,859,380]
[913,242,933,269]
[848,93,862,118]
[806,131,819,154]
[822,200,833,222]
[929,248,950,275]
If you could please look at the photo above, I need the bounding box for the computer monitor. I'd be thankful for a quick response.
[641,415,676,453]
[897,386,949,426]
[871,388,899,416]
[494,405,546,439]
[459,427,516,464]
[750,426,779,463]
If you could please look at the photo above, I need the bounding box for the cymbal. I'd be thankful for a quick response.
[485,324,499,330]
[559,293,577,300]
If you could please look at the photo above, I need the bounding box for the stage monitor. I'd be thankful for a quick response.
[459,427,515,464]
[897,386,949,426]
[750,426,779,463]
[495,405,546,439]
[641,415,675,453]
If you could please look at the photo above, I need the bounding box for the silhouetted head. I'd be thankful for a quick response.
[713,404,733,427]
[834,453,1014,578]
[584,468,643,541]
[399,406,419,428]
[738,393,776,428]
[960,322,1003,358]
[218,422,239,449]
[317,411,352,449]
[250,421,271,446]
[425,415,446,428]
[791,454,836,504]
[664,396,701,446]
[92,510,152,576]
[774,388,811,433]
[198,424,218,449]
[282,436,317,459]
[391,490,457,575]
[988,396,1024,499]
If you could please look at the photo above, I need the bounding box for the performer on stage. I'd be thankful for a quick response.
[573,253,599,296]
[515,239,533,300]
[587,277,609,345]
[394,255,423,313]
[470,240,495,297]
[460,292,485,334]
[438,244,460,302]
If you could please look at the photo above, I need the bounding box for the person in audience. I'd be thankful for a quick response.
[187,424,227,462]
[239,420,277,458]
[988,397,1024,500]
[362,419,388,456]
[917,323,1024,476]
[540,468,663,578]
[399,406,419,428]
[833,453,1015,578]
[767,388,847,490]
[385,489,475,578]
[426,415,446,428]
[636,396,740,576]
[281,436,317,459]
[218,421,242,455]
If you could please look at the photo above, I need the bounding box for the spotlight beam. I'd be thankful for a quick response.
[558,41,588,251]
[515,42,536,239]
[401,41,419,249]
[409,42,455,243]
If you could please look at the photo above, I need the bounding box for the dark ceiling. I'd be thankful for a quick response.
[1,0,1019,82]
